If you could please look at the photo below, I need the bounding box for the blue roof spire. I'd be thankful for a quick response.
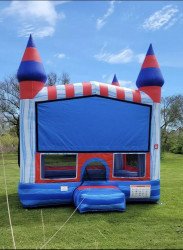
[111,74,120,86]
[17,34,47,83]
[27,34,36,48]
[146,43,154,55]
[136,44,164,88]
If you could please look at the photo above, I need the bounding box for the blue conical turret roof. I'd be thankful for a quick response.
[26,34,36,47]
[111,74,120,86]
[17,34,47,83]
[136,44,164,88]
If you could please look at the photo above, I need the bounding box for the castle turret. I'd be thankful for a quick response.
[136,44,164,103]
[111,74,120,86]
[17,34,47,99]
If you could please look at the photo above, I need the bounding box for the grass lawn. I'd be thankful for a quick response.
[0,153,183,249]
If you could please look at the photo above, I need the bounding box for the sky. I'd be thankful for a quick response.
[0,0,183,97]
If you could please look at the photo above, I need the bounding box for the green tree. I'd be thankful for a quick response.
[61,72,70,85]
[161,95,183,152]
[0,75,19,136]
[46,72,70,86]
[0,72,71,135]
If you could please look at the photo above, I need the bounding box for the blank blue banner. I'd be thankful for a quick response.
[36,96,151,152]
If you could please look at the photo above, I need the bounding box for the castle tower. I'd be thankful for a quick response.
[17,35,47,184]
[17,34,47,99]
[136,44,164,103]
[136,44,165,181]
[111,74,120,87]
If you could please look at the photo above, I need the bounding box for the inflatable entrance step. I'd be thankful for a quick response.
[74,185,126,213]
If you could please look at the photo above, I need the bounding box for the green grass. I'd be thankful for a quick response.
[0,153,183,249]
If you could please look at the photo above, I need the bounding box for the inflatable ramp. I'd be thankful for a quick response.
[74,185,126,213]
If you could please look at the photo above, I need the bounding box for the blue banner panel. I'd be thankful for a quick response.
[36,96,151,152]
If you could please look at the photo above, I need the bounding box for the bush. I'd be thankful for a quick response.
[169,133,183,154]
[0,133,18,153]
[161,129,183,154]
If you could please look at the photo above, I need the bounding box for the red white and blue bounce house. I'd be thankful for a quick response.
[17,35,164,213]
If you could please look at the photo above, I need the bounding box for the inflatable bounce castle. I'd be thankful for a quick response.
[17,35,164,213]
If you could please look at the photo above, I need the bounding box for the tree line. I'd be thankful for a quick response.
[0,73,183,154]
[0,72,70,137]
[161,95,183,154]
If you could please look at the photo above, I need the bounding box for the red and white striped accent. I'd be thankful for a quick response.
[35,81,153,105]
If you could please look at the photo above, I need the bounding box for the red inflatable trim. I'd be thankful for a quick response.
[20,81,44,99]
[48,85,57,100]
[22,47,41,62]
[132,90,141,103]
[142,55,159,69]
[78,185,118,190]
[65,84,75,98]
[139,86,161,103]
[116,87,125,100]
[83,82,92,96]
[100,84,108,97]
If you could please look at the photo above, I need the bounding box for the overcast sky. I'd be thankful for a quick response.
[0,1,183,97]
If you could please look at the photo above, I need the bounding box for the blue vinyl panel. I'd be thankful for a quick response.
[37,96,151,152]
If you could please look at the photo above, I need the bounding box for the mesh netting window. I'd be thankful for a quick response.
[113,153,145,178]
[41,154,77,179]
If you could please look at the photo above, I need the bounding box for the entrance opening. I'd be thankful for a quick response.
[83,161,107,181]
